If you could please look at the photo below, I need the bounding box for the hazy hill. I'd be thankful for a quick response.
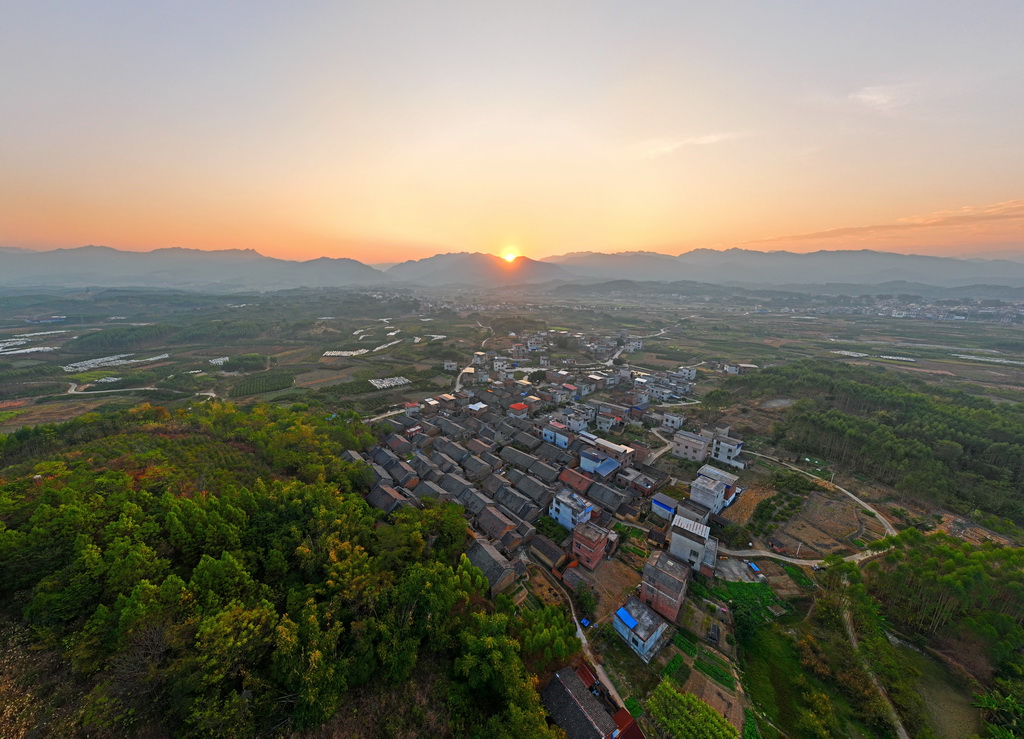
[541,248,1024,288]
[0,246,388,290]
[5,244,1024,294]
[541,251,685,281]
[386,252,571,286]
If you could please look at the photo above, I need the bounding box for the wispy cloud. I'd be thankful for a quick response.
[629,132,745,160]
[745,200,1024,246]
[848,84,911,112]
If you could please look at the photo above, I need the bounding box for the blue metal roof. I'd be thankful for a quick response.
[616,607,638,630]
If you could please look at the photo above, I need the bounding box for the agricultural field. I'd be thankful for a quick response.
[0,287,489,424]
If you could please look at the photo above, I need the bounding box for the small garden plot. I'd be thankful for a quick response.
[534,516,569,543]
[746,471,824,537]
[694,651,736,691]
[613,523,645,540]
[673,630,699,657]
[699,580,790,633]
[718,484,776,526]
[662,654,685,678]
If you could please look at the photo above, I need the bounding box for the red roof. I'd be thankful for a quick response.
[559,467,593,494]
[509,402,529,411]
[613,708,646,739]
[575,663,598,688]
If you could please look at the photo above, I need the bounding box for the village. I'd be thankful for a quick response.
[342,327,778,737]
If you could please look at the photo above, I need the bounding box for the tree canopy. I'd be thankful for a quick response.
[0,402,558,737]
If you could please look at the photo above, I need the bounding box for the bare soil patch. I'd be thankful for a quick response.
[527,565,566,609]
[1,400,107,431]
[802,493,861,541]
[573,558,642,624]
[681,671,745,730]
[720,484,776,526]
[759,560,804,600]
[774,514,850,558]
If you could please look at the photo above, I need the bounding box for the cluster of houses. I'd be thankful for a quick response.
[344,388,742,666]
[338,354,752,737]
[670,422,746,470]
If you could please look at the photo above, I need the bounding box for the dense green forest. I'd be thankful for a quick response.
[0,403,570,737]
[725,360,1024,523]
[866,530,1024,737]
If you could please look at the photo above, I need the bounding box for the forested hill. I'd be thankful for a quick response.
[0,403,569,737]
[720,360,1024,526]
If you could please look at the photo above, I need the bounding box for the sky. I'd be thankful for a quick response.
[2,1,1023,264]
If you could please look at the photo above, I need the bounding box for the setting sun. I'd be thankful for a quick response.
[501,246,519,262]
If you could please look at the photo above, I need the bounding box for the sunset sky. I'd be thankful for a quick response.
[2,2,1022,264]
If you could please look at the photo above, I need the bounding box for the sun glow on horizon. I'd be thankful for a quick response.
[501,245,520,262]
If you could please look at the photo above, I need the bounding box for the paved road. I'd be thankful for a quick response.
[365,407,406,423]
[66,382,173,395]
[717,546,881,566]
[746,451,897,536]
[454,323,493,392]
[648,428,674,462]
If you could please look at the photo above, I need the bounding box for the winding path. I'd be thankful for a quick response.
[528,554,625,708]
[647,428,674,463]
[745,450,897,536]
[717,546,880,566]
[841,590,911,739]
[66,382,176,395]
[453,322,493,393]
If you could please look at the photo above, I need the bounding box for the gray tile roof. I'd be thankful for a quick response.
[466,539,515,594]
[541,668,617,739]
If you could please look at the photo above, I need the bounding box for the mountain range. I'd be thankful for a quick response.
[2,244,1024,293]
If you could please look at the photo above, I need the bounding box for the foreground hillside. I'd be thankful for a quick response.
[0,403,563,737]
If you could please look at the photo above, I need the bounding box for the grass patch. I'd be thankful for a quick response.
[613,523,644,540]
[782,564,815,589]
[534,515,569,543]
[707,580,789,631]
[596,624,661,700]
[0,409,28,425]
[624,697,644,718]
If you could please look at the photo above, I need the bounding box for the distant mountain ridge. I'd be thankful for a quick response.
[541,248,1024,287]
[386,252,571,286]
[0,245,388,290]
[3,244,1024,292]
